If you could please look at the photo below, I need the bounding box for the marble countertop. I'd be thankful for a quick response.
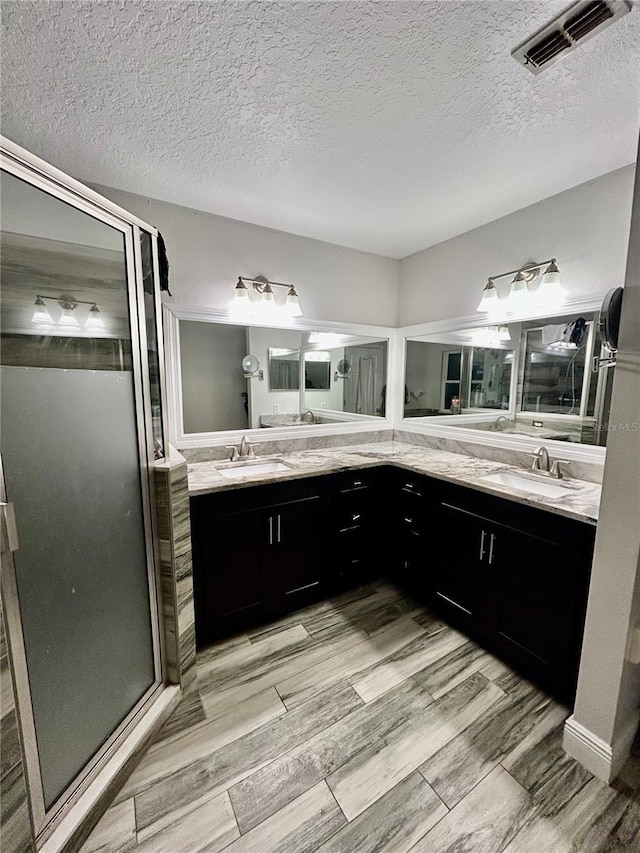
[187,441,601,525]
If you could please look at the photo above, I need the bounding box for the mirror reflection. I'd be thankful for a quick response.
[179,320,388,433]
[404,310,614,446]
[268,348,299,390]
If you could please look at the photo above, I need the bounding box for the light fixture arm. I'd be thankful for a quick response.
[36,294,100,308]
[486,259,556,283]
[238,275,297,294]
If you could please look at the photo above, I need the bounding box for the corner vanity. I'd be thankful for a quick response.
[188,441,599,703]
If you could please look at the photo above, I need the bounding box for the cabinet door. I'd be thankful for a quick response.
[429,501,490,634]
[490,526,576,692]
[198,508,269,643]
[272,500,328,610]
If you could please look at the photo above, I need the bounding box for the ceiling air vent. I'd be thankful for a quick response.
[512,0,633,75]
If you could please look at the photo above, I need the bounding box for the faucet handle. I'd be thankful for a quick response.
[225,445,240,461]
[530,447,543,470]
[550,459,571,479]
[247,443,260,457]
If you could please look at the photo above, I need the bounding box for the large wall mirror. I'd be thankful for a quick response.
[403,307,615,448]
[170,315,389,437]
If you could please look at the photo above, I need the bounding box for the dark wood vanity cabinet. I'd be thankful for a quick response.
[191,477,331,644]
[191,465,595,700]
[426,483,596,700]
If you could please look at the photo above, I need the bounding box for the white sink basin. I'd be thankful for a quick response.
[218,461,292,479]
[481,471,569,498]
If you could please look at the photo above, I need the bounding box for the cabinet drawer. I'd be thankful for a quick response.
[333,468,380,496]
[198,475,330,516]
[334,505,375,533]
[399,476,425,499]
[399,511,422,536]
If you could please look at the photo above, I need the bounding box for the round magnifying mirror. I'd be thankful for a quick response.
[242,354,260,375]
[599,287,623,353]
[336,358,351,377]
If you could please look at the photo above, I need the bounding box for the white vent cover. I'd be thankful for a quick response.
[512,0,633,75]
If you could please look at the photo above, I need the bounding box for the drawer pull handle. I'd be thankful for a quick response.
[405,482,414,489]
[479,529,486,560]
[488,533,495,565]
[352,513,361,522]
[404,517,413,524]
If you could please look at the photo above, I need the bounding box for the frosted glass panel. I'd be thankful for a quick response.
[0,171,156,810]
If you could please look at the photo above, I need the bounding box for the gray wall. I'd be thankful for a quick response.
[94,185,401,327]
[399,165,635,325]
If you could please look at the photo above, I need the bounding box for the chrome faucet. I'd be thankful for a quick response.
[491,416,509,431]
[225,436,258,462]
[531,446,551,473]
[302,410,316,424]
[530,446,571,479]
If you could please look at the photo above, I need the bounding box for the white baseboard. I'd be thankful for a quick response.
[563,712,639,783]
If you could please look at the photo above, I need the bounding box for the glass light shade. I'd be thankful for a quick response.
[85,304,105,330]
[476,280,500,312]
[498,325,511,341]
[257,284,279,320]
[229,279,252,317]
[230,279,249,305]
[505,273,530,310]
[59,304,80,327]
[537,261,565,306]
[285,287,302,317]
[31,296,51,324]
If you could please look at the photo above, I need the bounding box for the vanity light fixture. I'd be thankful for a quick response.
[31,295,107,330]
[472,325,512,347]
[230,275,303,319]
[476,259,562,314]
[308,332,345,345]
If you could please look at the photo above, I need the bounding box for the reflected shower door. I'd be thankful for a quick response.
[0,169,159,817]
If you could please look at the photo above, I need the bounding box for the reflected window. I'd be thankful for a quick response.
[269,348,300,390]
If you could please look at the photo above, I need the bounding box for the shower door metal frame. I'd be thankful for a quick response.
[0,138,166,846]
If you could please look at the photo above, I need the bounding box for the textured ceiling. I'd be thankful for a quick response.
[2,1,639,258]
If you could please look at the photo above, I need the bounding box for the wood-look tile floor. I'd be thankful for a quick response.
[82,581,640,853]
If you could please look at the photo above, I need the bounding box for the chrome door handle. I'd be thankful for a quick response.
[488,533,495,565]
[277,514,281,544]
[0,502,19,552]
[479,529,486,561]
[268,516,273,546]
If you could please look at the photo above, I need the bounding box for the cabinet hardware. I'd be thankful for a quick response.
[436,591,472,616]
[0,502,19,552]
[277,514,281,544]
[479,529,486,560]
[353,480,362,487]
[268,516,273,545]
[488,533,495,565]
[352,513,361,522]
[404,482,414,489]
[404,517,413,524]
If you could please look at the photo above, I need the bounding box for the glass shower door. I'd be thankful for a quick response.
[0,168,160,826]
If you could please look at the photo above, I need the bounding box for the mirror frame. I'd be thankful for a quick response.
[399,294,610,463]
[163,306,400,448]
